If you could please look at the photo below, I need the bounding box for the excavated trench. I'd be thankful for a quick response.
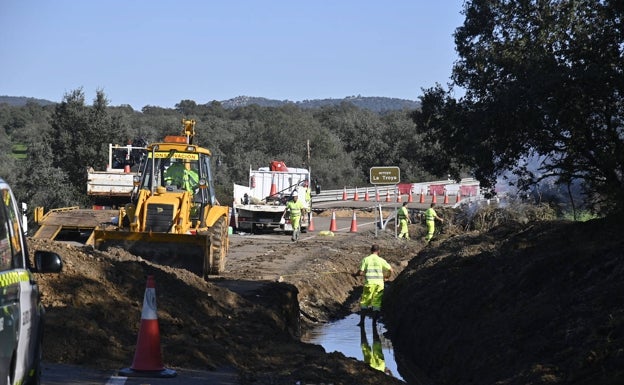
[271,243,420,383]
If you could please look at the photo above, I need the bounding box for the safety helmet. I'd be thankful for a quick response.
[292,191,299,197]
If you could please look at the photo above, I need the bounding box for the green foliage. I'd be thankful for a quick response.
[561,210,599,222]
[417,0,624,215]
[50,89,129,191]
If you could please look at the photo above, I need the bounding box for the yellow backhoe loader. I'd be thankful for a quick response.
[93,119,229,278]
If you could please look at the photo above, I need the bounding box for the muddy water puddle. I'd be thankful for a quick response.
[301,314,405,382]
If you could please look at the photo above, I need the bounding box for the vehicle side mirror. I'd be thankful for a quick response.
[34,251,63,273]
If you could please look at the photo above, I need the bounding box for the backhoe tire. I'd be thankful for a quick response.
[208,216,228,275]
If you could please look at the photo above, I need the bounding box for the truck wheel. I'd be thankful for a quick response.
[209,216,228,275]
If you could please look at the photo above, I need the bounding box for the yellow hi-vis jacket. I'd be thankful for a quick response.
[286,199,304,219]
[424,207,437,222]
[359,253,391,286]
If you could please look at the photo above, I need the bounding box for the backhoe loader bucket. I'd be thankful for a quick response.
[93,229,226,278]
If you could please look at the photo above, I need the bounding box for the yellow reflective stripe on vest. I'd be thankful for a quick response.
[364,267,385,283]
[363,256,386,285]
[0,270,30,287]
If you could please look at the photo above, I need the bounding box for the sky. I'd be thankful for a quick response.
[0,1,465,110]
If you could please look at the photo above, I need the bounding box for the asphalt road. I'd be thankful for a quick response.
[42,363,239,385]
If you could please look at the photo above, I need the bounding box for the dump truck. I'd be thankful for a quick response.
[86,142,147,207]
[232,162,312,234]
[92,119,229,277]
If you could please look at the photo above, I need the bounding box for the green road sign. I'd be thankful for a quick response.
[369,166,400,185]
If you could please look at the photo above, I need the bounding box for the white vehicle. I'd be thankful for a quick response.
[86,143,147,206]
[0,178,63,385]
[232,162,312,234]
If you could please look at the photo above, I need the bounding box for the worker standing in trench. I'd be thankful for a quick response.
[353,244,393,326]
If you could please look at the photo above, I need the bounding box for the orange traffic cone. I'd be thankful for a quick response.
[350,210,358,233]
[419,189,425,203]
[119,276,176,378]
[396,189,402,203]
[364,188,370,201]
[375,187,380,202]
[269,174,277,197]
[432,192,437,204]
[444,191,449,204]
[342,187,348,201]
[353,187,359,201]
[385,190,391,202]
[329,211,337,232]
[456,191,461,203]
[308,213,315,232]
[408,189,413,203]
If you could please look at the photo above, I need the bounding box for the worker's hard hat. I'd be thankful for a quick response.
[292,191,299,197]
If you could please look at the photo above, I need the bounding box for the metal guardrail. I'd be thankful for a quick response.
[311,185,490,209]
[311,186,398,203]
[311,178,484,205]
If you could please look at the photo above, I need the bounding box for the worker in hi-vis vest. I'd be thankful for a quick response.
[353,244,393,326]
[164,160,199,192]
[397,201,411,239]
[424,202,443,243]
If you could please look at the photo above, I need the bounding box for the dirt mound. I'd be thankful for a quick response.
[384,216,624,384]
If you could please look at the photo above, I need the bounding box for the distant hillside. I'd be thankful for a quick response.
[0,95,57,107]
[219,95,420,113]
[0,94,420,113]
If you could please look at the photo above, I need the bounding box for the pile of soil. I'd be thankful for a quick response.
[384,216,624,384]
[29,208,624,384]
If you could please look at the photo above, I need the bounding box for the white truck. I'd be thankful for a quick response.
[232,162,312,234]
[86,143,147,206]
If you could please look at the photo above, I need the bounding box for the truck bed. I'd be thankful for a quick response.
[87,170,136,196]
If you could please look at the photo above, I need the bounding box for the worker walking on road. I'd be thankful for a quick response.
[282,191,306,242]
[397,202,411,239]
[353,244,393,326]
[424,203,444,243]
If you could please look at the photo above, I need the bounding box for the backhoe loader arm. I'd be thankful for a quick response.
[182,119,195,144]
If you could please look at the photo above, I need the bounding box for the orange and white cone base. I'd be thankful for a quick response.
[329,211,337,232]
[119,275,176,378]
